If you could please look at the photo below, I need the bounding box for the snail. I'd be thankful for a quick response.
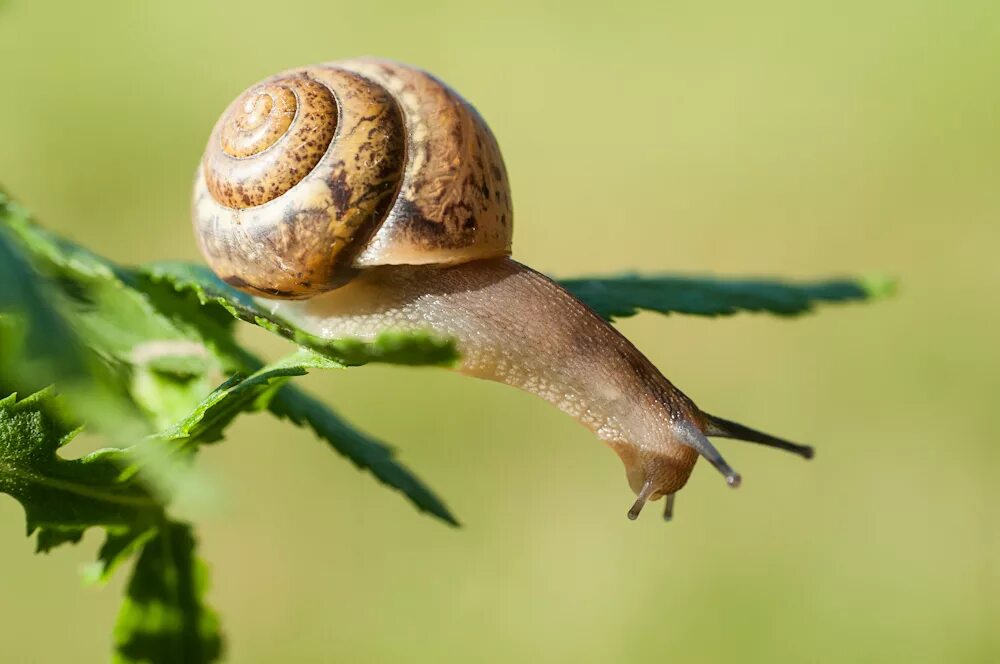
[193,58,814,522]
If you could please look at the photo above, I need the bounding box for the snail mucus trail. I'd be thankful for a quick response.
[193,58,814,522]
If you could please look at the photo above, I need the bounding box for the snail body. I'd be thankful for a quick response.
[194,58,813,521]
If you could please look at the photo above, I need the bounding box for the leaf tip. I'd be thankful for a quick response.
[858,274,898,300]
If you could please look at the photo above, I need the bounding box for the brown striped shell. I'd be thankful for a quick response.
[193,58,513,298]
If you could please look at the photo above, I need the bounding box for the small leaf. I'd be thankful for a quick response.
[156,352,311,450]
[0,195,209,435]
[35,526,85,553]
[559,273,896,321]
[0,231,84,387]
[2,209,217,379]
[0,197,110,401]
[84,526,158,585]
[114,520,223,664]
[136,262,285,334]
[1,203,228,497]
[0,389,161,540]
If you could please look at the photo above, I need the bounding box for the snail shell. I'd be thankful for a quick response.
[193,58,512,298]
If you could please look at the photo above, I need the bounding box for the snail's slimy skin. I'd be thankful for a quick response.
[267,257,715,503]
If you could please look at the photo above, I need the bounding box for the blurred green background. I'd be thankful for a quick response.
[1,0,998,662]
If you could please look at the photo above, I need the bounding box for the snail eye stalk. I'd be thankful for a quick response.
[676,424,743,488]
[663,493,676,521]
[704,414,815,460]
[627,480,657,521]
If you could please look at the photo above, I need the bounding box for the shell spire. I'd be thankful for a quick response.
[193,59,513,299]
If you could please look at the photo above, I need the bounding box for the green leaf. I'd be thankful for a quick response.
[0,192,122,279]
[560,273,896,321]
[2,204,217,379]
[156,350,458,525]
[88,526,158,584]
[0,229,84,388]
[0,196,115,403]
[137,262,458,367]
[114,520,223,664]
[136,262,283,334]
[35,526,85,553]
[1,202,228,502]
[156,352,312,450]
[0,195,211,435]
[0,389,161,541]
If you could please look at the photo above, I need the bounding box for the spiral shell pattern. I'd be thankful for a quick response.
[193,58,512,298]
